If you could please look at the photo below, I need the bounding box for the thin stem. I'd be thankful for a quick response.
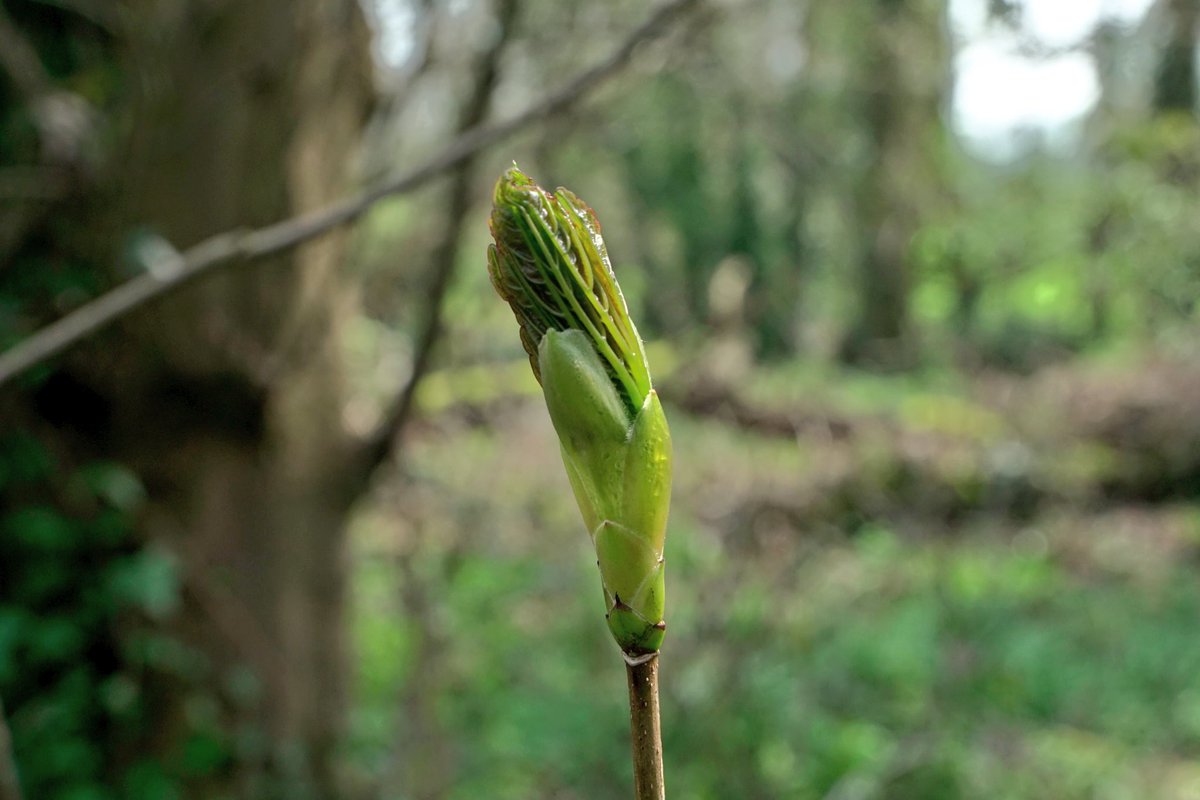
[625,656,665,800]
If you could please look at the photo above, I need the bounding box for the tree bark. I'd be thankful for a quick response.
[45,0,374,794]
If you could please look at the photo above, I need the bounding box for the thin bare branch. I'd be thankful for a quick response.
[0,0,701,388]
[626,657,665,800]
[357,0,521,476]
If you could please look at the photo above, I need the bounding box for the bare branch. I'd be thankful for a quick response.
[356,0,521,477]
[0,0,702,388]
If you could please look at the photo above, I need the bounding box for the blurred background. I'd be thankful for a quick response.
[3,0,1200,797]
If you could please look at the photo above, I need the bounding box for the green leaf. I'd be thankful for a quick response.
[3,506,78,552]
[106,550,180,620]
[77,462,146,511]
[26,616,85,664]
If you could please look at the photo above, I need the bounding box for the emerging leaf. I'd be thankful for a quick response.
[488,165,651,412]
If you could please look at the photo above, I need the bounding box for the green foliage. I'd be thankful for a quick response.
[7,0,1200,797]
[907,124,1200,368]
[0,7,239,795]
[0,435,230,798]
[348,378,1200,798]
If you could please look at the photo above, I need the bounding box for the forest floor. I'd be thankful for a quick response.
[345,351,1200,800]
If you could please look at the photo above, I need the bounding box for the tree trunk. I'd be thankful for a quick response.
[43,0,374,794]
[841,0,951,367]
[1155,0,1199,114]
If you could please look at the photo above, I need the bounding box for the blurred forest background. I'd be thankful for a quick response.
[3,0,1200,797]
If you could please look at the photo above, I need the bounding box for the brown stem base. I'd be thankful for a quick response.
[625,655,665,800]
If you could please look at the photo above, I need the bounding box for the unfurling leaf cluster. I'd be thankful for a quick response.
[487,167,672,657]
[488,166,651,412]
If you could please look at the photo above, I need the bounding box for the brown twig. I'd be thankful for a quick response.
[357,0,520,476]
[626,656,665,800]
[0,0,702,388]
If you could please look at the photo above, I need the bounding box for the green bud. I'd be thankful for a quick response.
[488,167,672,658]
[488,166,651,412]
